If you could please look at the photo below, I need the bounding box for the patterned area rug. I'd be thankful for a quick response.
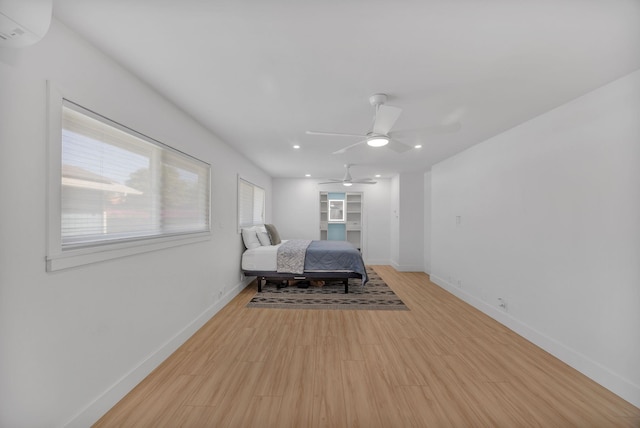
[246,268,408,310]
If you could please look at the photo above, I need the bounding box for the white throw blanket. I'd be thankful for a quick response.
[276,239,311,274]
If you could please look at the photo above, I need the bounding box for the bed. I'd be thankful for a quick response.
[241,226,367,293]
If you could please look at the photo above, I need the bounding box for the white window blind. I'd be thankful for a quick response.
[60,100,210,249]
[238,178,265,228]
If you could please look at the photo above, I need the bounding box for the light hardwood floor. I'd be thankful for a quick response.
[94,266,640,427]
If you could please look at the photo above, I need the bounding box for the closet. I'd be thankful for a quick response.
[319,191,362,250]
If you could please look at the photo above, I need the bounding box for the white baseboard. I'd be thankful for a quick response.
[430,275,640,409]
[390,261,424,272]
[63,278,252,428]
[364,258,391,265]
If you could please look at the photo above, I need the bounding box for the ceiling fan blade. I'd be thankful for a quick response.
[319,164,378,185]
[332,140,366,155]
[386,139,413,153]
[306,130,367,138]
[372,105,402,135]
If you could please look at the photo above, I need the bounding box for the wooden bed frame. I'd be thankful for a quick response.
[243,270,362,294]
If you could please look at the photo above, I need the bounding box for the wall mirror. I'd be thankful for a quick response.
[328,199,345,222]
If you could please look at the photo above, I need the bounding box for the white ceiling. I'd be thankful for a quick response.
[53,0,640,181]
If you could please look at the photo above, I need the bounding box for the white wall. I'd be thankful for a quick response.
[389,172,425,272]
[0,19,271,427]
[397,172,425,271]
[424,171,432,274]
[271,178,319,240]
[272,178,391,264]
[430,69,640,407]
[390,175,400,266]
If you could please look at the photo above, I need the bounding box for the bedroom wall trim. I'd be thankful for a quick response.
[431,275,640,409]
[63,277,253,428]
[365,258,391,266]
[391,261,425,272]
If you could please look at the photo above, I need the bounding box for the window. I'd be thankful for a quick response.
[46,84,210,271]
[238,177,265,229]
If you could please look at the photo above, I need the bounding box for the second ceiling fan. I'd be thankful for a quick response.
[319,164,376,186]
[306,93,460,154]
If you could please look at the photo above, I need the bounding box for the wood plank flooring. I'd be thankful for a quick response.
[93,266,640,427]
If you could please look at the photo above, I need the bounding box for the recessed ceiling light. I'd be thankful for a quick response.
[305,174,311,177]
[293,144,300,149]
[414,144,422,149]
[375,174,381,178]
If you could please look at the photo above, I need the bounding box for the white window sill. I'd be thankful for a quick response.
[46,232,211,272]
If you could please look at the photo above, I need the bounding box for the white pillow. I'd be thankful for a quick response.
[241,228,261,249]
[257,231,272,246]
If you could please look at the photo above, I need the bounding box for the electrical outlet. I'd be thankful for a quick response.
[498,297,508,312]
[218,289,224,299]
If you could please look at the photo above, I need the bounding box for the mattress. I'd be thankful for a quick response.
[241,241,284,271]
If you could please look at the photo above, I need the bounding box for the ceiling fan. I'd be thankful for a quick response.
[306,93,460,155]
[319,164,376,186]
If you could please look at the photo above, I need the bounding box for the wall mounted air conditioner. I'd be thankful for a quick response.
[0,0,52,48]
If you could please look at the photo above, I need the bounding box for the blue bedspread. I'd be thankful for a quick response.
[304,240,368,285]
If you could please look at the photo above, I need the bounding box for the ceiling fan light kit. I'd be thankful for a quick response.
[366,135,389,147]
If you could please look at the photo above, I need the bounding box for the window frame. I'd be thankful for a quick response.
[46,82,211,272]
